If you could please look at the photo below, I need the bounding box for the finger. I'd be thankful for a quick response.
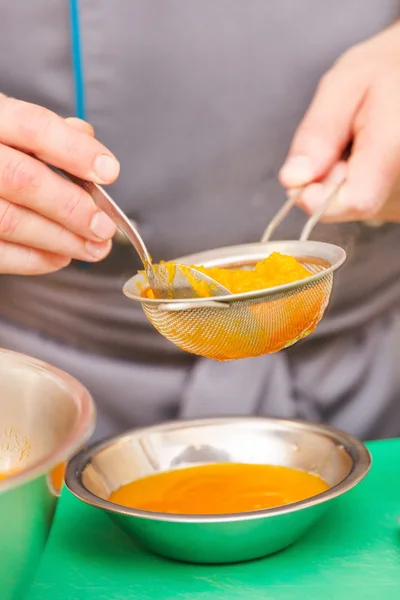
[0,97,119,184]
[334,91,400,220]
[65,117,95,137]
[0,197,112,261]
[305,89,400,222]
[0,240,71,275]
[294,102,400,224]
[294,161,349,220]
[279,52,368,188]
[0,143,116,241]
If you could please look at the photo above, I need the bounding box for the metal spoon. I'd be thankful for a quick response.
[60,172,230,299]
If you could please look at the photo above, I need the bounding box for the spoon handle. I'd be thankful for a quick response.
[60,170,153,268]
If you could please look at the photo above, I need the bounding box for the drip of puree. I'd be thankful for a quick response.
[0,467,20,480]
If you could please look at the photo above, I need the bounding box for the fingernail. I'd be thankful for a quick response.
[279,155,314,186]
[287,186,303,199]
[300,182,346,217]
[330,186,349,214]
[329,161,347,185]
[93,154,120,183]
[301,184,325,209]
[90,212,116,240]
[304,184,347,217]
[85,240,111,259]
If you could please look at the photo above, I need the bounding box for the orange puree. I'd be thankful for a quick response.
[142,253,311,299]
[108,463,329,515]
[195,253,311,294]
[0,467,20,480]
[49,462,66,493]
[139,252,327,361]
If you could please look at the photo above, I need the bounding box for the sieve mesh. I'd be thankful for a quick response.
[141,261,332,361]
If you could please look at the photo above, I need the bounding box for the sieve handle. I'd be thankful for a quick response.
[261,180,344,243]
[261,188,304,243]
[299,181,344,241]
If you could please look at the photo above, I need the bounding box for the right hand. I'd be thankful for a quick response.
[0,95,120,275]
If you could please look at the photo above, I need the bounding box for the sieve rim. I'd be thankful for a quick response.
[123,240,346,306]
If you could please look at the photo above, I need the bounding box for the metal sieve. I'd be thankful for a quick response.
[123,186,346,361]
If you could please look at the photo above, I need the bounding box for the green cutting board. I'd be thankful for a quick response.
[28,439,400,600]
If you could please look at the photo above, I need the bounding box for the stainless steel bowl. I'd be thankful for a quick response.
[0,348,95,600]
[66,417,371,564]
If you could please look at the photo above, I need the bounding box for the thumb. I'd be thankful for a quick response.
[279,55,368,188]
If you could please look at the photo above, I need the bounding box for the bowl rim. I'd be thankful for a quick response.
[123,240,347,306]
[66,416,371,523]
[0,348,96,495]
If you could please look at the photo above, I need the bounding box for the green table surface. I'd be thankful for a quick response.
[28,439,400,600]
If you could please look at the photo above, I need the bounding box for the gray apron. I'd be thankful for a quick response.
[0,0,399,441]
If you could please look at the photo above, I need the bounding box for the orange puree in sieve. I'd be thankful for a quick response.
[142,252,311,299]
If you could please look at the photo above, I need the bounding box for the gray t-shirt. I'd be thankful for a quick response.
[0,1,399,439]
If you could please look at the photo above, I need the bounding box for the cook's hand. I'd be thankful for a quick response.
[0,95,119,275]
[279,22,400,223]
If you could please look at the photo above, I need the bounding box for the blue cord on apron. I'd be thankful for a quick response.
[69,0,91,269]
[69,0,87,121]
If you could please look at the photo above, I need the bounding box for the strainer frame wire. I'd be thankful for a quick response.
[124,240,346,312]
[260,182,340,244]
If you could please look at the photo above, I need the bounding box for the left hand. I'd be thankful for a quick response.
[279,21,400,223]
